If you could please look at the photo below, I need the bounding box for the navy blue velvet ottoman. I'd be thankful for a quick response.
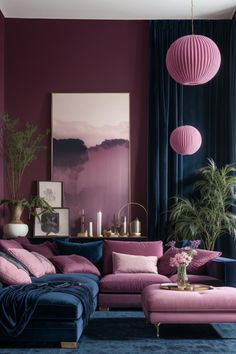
[0,273,99,349]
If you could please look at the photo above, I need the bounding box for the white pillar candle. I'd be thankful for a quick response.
[97,211,102,236]
[89,221,93,237]
[123,216,127,235]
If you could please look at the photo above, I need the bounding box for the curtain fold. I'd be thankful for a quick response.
[148,19,235,256]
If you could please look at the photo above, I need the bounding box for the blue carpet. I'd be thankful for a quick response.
[0,311,236,353]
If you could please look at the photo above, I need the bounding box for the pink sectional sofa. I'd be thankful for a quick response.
[99,240,224,309]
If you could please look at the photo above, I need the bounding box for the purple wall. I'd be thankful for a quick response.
[5,19,149,234]
[0,11,4,228]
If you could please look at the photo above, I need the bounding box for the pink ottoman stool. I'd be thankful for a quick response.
[141,284,236,337]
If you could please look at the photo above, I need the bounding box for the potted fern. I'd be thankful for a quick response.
[0,113,53,237]
[168,159,236,250]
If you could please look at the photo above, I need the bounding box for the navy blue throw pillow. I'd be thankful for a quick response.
[54,239,103,267]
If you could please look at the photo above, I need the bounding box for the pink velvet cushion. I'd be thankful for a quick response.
[0,257,31,285]
[50,255,101,276]
[187,249,222,274]
[32,252,56,275]
[103,240,163,275]
[7,248,45,277]
[100,273,170,293]
[23,241,56,258]
[158,247,221,276]
[112,252,158,274]
[0,239,23,252]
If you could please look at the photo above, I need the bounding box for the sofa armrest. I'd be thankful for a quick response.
[206,257,236,286]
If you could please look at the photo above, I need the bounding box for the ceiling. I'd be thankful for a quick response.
[0,0,235,20]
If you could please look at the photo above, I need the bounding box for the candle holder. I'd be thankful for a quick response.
[117,202,148,236]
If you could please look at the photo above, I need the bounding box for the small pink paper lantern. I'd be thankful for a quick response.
[170,125,202,155]
[166,35,221,85]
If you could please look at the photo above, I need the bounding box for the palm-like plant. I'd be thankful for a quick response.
[169,159,236,250]
[0,113,53,223]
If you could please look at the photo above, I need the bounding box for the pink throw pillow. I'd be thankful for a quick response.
[112,252,158,274]
[158,247,178,276]
[32,252,56,275]
[158,247,221,276]
[7,248,45,277]
[187,249,222,274]
[0,239,23,252]
[0,257,31,285]
[50,255,101,276]
[15,237,31,246]
[23,241,56,258]
[103,240,163,275]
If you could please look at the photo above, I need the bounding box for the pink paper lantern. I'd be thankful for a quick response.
[170,125,202,155]
[166,35,221,85]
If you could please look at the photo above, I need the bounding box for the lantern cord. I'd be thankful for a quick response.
[191,0,194,34]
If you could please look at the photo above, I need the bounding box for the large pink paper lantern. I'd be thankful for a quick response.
[170,125,202,155]
[166,35,221,85]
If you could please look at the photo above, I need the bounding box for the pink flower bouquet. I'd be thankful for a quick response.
[167,240,199,268]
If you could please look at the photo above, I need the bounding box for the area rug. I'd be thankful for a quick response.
[0,311,236,353]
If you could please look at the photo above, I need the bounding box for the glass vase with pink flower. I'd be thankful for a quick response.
[168,240,200,290]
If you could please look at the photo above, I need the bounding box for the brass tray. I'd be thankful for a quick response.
[160,283,214,291]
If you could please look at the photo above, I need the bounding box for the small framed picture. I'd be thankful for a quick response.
[34,208,69,236]
[38,181,63,207]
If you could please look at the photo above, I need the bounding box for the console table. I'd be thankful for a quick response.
[27,236,148,243]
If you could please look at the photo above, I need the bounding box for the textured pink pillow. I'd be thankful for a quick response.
[32,252,56,275]
[15,237,31,246]
[112,252,158,274]
[23,242,56,258]
[0,239,23,252]
[103,240,163,275]
[158,247,221,276]
[50,255,101,276]
[158,247,177,276]
[187,249,222,274]
[7,248,45,277]
[0,257,31,285]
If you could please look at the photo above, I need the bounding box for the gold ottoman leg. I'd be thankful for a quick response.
[99,306,110,311]
[61,341,77,349]
[155,323,161,337]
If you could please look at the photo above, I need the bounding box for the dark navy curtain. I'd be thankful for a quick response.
[148,17,236,256]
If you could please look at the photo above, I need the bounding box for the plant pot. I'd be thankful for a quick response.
[3,203,28,238]
[3,223,29,238]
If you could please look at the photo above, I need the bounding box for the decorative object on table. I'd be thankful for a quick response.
[76,209,87,236]
[117,202,148,237]
[103,229,115,237]
[76,231,88,237]
[0,113,52,238]
[160,283,213,291]
[166,0,221,85]
[168,240,198,289]
[34,208,69,237]
[130,217,141,236]
[168,159,236,250]
[80,209,85,233]
[88,221,93,237]
[96,211,102,237]
[38,181,63,207]
[52,93,130,236]
[170,125,202,155]
[122,216,127,235]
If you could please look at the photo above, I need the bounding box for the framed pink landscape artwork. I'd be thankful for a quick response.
[52,93,130,235]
